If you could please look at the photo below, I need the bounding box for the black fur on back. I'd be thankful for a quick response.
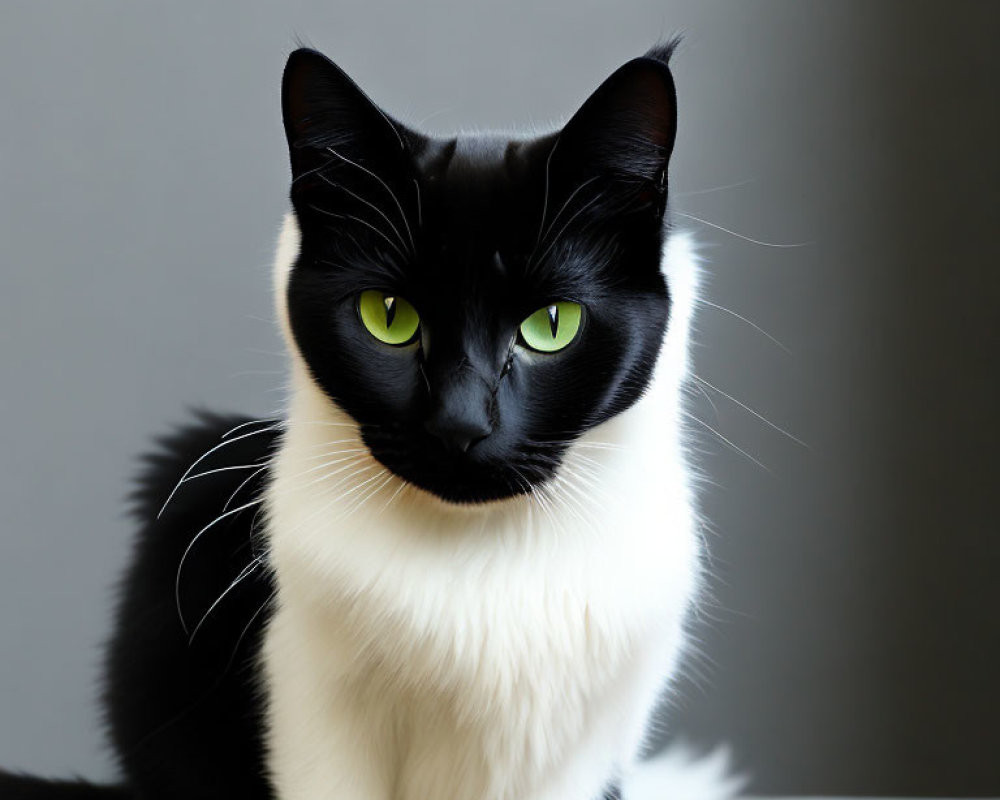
[0,414,279,800]
[103,412,280,799]
[0,773,129,799]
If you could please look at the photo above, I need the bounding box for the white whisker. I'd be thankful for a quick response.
[175,498,264,635]
[188,557,264,644]
[673,209,810,249]
[674,179,755,198]
[182,462,267,484]
[222,418,281,439]
[693,374,808,448]
[318,174,412,256]
[682,411,770,473]
[530,177,600,270]
[530,191,603,272]
[325,147,416,253]
[534,136,560,248]
[413,178,423,228]
[378,475,408,515]
[695,298,792,355]
[309,204,409,262]
[222,466,270,513]
[158,425,281,519]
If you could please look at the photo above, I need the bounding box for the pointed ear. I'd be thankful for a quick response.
[281,48,421,187]
[549,53,677,215]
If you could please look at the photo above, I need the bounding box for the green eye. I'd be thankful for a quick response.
[358,290,420,345]
[519,301,583,353]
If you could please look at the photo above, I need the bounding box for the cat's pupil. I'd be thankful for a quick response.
[547,305,559,337]
[383,296,397,328]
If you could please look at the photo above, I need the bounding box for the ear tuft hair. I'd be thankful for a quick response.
[643,36,682,67]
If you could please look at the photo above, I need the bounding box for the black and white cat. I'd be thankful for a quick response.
[1,44,739,800]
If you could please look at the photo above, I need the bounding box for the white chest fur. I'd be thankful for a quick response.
[261,219,703,800]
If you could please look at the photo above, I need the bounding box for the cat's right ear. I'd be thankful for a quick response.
[281,49,421,187]
[545,49,678,221]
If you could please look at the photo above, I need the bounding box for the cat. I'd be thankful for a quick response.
[0,44,740,800]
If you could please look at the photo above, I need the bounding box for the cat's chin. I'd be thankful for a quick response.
[373,457,536,508]
[408,479,533,511]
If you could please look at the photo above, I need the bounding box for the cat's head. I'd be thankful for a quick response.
[278,46,678,504]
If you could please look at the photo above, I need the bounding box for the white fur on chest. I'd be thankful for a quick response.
[261,217,702,800]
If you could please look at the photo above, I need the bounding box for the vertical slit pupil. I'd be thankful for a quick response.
[546,305,559,338]
[384,296,397,328]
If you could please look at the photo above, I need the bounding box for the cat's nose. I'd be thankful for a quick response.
[424,396,492,453]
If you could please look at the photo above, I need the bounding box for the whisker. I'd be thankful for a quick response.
[324,147,416,253]
[279,463,380,540]
[674,179,755,198]
[341,470,392,519]
[222,418,282,439]
[297,446,367,462]
[673,209,810,249]
[377,475,408,515]
[693,374,808,448]
[535,175,598,255]
[175,498,264,635]
[295,438,365,452]
[157,425,281,519]
[284,452,370,483]
[188,557,264,644]
[534,137,560,248]
[318,173,411,256]
[292,455,374,492]
[569,441,627,452]
[290,152,340,185]
[689,380,721,421]
[309,204,408,262]
[546,474,593,534]
[682,411,770,473]
[695,298,792,355]
[529,191,603,272]
[222,466,270,513]
[369,107,406,151]
[218,588,278,678]
[182,462,268,484]
[121,570,277,755]
[413,178,423,228]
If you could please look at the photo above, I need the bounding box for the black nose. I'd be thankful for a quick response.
[424,392,492,453]
[424,410,491,453]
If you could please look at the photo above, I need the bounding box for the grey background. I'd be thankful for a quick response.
[1,0,998,795]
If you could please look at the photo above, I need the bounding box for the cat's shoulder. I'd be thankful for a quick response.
[106,411,277,798]
[131,411,281,527]
[115,410,281,647]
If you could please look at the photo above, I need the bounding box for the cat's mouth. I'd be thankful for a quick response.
[360,424,559,505]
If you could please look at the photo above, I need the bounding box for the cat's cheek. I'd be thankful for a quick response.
[328,356,424,423]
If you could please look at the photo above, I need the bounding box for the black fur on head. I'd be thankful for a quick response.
[281,45,678,503]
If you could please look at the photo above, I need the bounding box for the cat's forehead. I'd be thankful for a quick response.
[417,133,538,261]
[422,134,526,198]
[449,134,511,168]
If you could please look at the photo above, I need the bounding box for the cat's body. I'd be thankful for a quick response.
[1,45,740,800]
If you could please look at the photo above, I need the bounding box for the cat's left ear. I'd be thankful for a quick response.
[550,49,677,216]
[281,48,423,192]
